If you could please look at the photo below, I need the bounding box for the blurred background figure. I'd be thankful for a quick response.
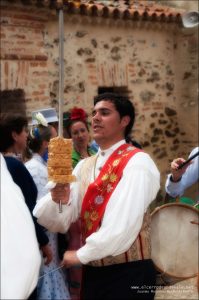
[31,108,58,162]
[25,113,70,300]
[0,113,52,300]
[64,107,97,168]
[63,107,98,300]
[165,146,199,204]
[90,139,99,152]
[1,153,41,300]
[32,108,58,132]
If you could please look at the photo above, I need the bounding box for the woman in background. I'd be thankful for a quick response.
[25,113,70,300]
[65,108,97,168]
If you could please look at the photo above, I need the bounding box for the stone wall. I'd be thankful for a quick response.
[0,1,198,202]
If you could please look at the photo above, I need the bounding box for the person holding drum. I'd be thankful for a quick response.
[165,146,199,199]
[33,93,160,300]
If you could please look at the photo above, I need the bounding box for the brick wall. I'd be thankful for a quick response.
[0,1,198,202]
[0,3,50,112]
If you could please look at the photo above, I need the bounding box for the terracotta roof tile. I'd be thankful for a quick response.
[12,0,185,24]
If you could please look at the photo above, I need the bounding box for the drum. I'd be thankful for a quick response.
[155,276,199,299]
[151,203,199,280]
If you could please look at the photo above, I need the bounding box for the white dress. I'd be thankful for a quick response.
[25,154,70,300]
[1,154,41,299]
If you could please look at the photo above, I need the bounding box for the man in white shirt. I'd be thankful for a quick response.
[165,146,199,199]
[34,93,160,299]
[1,154,41,300]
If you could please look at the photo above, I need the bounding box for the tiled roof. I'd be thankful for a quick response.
[8,0,185,24]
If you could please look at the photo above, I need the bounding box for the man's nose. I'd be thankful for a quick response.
[92,112,100,122]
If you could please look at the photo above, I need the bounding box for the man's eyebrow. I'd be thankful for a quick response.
[92,107,112,113]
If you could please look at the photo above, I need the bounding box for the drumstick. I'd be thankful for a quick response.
[190,220,199,225]
[177,150,199,170]
[39,264,64,280]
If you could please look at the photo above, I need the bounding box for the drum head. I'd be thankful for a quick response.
[151,203,199,279]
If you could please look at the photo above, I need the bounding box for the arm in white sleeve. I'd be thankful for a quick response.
[33,161,84,233]
[77,153,160,264]
[165,147,199,197]
[33,192,75,233]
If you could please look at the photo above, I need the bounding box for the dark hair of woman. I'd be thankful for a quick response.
[0,113,28,152]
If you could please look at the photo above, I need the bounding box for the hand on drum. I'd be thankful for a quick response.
[51,183,70,205]
[170,158,191,182]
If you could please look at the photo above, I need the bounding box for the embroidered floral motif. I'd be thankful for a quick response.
[109,173,117,182]
[84,211,90,220]
[117,150,124,155]
[112,159,120,167]
[94,195,104,205]
[86,219,93,231]
[102,173,109,181]
[106,184,113,193]
[90,210,99,221]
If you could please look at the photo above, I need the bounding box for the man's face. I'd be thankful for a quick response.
[92,100,128,148]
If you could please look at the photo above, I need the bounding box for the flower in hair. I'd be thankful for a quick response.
[30,127,40,139]
[70,107,87,121]
[34,112,48,127]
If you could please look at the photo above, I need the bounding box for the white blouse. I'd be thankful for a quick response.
[25,154,49,200]
[33,140,160,264]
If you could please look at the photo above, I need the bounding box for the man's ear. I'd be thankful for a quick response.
[121,115,130,128]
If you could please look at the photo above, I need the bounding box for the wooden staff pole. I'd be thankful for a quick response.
[58,6,64,213]
[58,7,64,137]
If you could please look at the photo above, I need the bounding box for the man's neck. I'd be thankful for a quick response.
[98,138,125,151]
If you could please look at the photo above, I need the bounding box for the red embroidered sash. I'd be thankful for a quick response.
[81,144,142,242]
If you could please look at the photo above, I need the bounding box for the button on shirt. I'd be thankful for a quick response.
[94,150,112,179]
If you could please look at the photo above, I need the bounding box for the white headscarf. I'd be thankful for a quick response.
[0,154,41,299]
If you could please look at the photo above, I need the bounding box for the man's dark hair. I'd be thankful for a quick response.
[94,92,135,138]
[0,113,28,152]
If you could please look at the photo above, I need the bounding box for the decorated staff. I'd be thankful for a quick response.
[48,2,76,213]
